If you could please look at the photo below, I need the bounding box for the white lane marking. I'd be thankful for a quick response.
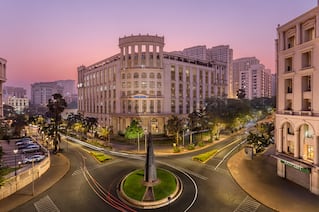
[233,196,260,212]
[215,139,246,170]
[34,195,60,212]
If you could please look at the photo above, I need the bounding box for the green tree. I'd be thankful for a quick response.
[166,115,185,145]
[124,120,144,140]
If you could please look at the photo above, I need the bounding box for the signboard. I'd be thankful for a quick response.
[280,159,310,174]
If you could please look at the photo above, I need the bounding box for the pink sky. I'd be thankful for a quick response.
[0,0,316,95]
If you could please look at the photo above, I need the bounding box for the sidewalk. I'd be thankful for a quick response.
[0,153,70,212]
[227,145,319,212]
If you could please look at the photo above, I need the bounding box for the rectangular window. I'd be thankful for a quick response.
[285,57,293,72]
[287,36,295,49]
[304,27,314,42]
[302,75,311,92]
[302,51,312,69]
[285,79,293,93]
[171,100,175,113]
[302,99,311,111]
[307,145,314,160]
[171,65,176,81]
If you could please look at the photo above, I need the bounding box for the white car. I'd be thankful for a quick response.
[22,144,40,153]
[23,154,45,163]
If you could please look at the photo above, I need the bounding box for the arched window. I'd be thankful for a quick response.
[157,73,162,79]
[141,72,147,78]
[134,72,139,78]
[150,73,155,78]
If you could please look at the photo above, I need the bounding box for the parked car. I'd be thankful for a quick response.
[16,140,34,146]
[23,154,45,163]
[22,144,40,153]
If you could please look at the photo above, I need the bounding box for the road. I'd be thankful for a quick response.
[12,133,275,212]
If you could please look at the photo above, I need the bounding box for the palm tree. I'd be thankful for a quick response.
[97,126,111,143]
[83,116,98,137]
[46,93,67,152]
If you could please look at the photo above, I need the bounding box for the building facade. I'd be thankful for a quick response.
[7,96,29,114]
[31,82,63,106]
[0,58,7,118]
[232,57,260,98]
[275,5,319,194]
[3,86,26,99]
[208,45,233,97]
[31,80,76,106]
[239,64,272,100]
[78,34,228,134]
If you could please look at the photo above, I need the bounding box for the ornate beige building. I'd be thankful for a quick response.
[78,34,228,134]
[0,58,7,118]
[275,4,319,194]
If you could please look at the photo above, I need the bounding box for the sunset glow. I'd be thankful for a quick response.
[0,0,315,95]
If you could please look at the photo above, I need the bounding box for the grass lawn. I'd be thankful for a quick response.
[89,151,112,162]
[123,169,177,201]
[192,149,218,163]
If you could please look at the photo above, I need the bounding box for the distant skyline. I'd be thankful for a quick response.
[0,0,316,95]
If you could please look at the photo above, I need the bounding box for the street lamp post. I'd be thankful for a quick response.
[137,132,140,152]
[13,149,18,176]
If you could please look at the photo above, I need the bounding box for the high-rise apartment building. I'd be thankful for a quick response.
[0,58,7,118]
[31,82,64,106]
[232,57,260,98]
[182,45,233,98]
[208,45,233,97]
[182,45,207,60]
[239,64,272,99]
[78,34,228,134]
[31,80,76,106]
[275,4,319,194]
[3,86,26,99]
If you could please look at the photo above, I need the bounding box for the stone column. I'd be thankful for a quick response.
[277,127,283,152]
[146,44,150,67]
[316,14,319,38]
[138,44,142,66]
[279,31,285,51]
[294,130,300,158]
[296,23,301,45]
[314,136,319,165]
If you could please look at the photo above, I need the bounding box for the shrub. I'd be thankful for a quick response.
[187,144,195,150]
[198,141,205,147]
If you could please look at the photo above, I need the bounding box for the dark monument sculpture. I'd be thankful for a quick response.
[142,133,158,201]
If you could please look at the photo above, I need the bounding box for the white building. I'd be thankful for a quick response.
[0,58,7,118]
[78,34,228,134]
[275,4,319,194]
[7,96,29,114]
[239,64,272,99]
[232,57,260,98]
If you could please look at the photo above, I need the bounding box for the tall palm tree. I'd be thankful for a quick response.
[46,93,67,152]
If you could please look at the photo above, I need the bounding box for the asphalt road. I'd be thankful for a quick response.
[12,134,275,212]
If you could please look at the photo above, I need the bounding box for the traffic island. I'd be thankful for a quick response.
[118,133,183,209]
[119,168,182,209]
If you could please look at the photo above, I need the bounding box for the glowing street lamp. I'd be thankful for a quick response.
[13,149,18,176]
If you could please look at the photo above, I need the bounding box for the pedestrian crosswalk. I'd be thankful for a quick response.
[234,196,260,212]
[34,195,60,212]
